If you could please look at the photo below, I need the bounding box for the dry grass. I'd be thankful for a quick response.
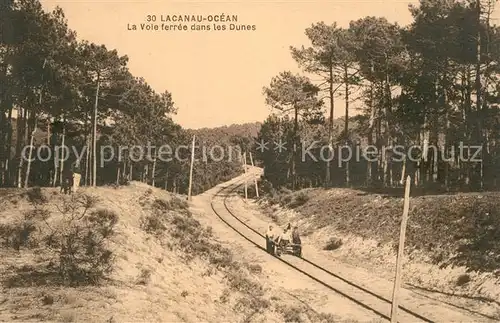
[257,187,500,315]
[262,188,500,274]
[0,182,342,322]
[0,188,116,287]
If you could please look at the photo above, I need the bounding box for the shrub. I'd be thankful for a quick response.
[324,237,343,251]
[118,177,130,186]
[23,208,50,221]
[0,205,51,250]
[258,179,273,196]
[0,220,37,250]
[226,269,264,296]
[281,306,304,323]
[279,194,292,206]
[136,268,152,285]
[53,208,118,285]
[54,193,100,221]
[170,196,189,210]
[456,274,471,286]
[141,213,167,234]
[209,245,236,269]
[288,192,309,208]
[153,198,171,211]
[25,187,48,205]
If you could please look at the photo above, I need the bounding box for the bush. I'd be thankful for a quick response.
[141,213,167,234]
[288,192,309,208]
[136,268,152,285]
[258,178,273,196]
[0,220,37,250]
[170,196,189,210]
[52,208,119,285]
[25,187,48,205]
[456,274,471,286]
[2,191,117,287]
[324,237,343,251]
[153,198,171,211]
[280,306,303,323]
[227,269,263,296]
[0,206,51,250]
[279,193,292,206]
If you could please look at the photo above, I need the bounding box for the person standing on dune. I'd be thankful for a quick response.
[71,160,82,193]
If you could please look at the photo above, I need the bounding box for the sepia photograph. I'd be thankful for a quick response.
[1,0,500,321]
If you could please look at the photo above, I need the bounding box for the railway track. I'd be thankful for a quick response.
[208,176,492,323]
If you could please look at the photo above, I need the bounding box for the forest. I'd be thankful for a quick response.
[2,0,500,195]
[256,0,500,193]
[0,0,259,194]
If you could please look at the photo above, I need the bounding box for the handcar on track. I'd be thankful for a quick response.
[275,237,302,257]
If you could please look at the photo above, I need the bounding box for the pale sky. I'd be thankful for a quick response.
[40,0,499,129]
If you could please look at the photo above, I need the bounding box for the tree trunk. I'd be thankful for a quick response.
[52,131,58,187]
[482,0,493,190]
[382,146,388,187]
[344,65,349,135]
[326,65,335,187]
[431,78,439,184]
[0,110,4,185]
[384,58,393,187]
[59,115,66,186]
[0,62,6,186]
[375,83,383,184]
[92,76,100,187]
[122,158,127,182]
[16,108,28,188]
[151,154,157,187]
[14,108,23,187]
[344,64,350,186]
[3,106,13,186]
[376,116,382,183]
[24,115,37,188]
[116,163,120,185]
[83,109,89,186]
[465,67,472,186]
[367,77,375,186]
[85,133,91,186]
[443,83,450,190]
[400,157,406,185]
[292,105,298,190]
[46,118,51,145]
[421,107,431,188]
[475,0,483,190]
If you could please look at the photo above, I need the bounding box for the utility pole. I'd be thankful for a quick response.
[243,152,248,201]
[249,152,259,198]
[187,134,196,201]
[390,175,411,322]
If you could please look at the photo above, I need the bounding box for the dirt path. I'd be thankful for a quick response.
[191,176,385,322]
[193,169,496,323]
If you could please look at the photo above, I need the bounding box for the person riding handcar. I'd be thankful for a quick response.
[265,224,276,255]
[291,226,302,257]
[276,224,291,256]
